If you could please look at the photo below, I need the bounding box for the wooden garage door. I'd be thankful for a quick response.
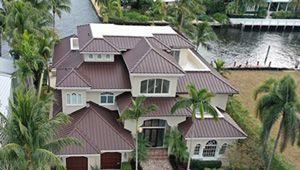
[66,157,88,170]
[101,152,121,169]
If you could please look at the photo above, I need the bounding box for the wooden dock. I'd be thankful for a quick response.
[230,18,300,30]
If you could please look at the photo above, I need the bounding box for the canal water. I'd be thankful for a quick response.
[55,0,300,69]
[199,28,300,68]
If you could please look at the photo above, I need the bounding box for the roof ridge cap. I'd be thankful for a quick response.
[130,47,152,73]
[53,50,72,68]
[56,69,74,87]
[73,128,101,153]
[223,114,247,136]
[90,105,134,148]
[73,69,91,87]
[102,38,121,52]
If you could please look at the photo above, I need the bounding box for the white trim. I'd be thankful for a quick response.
[59,154,100,157]
[185,137,246,140]
[130,73,184,77]
[70,38,79,50]
[56,87,91,90]
[89,89,131,92]
[100,150,133,153]
[80,51,120,55]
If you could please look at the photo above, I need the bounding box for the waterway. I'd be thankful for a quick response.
[48,0,300,69]
[199,28,300,68]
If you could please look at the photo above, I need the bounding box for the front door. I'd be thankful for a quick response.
[142,119,166,147]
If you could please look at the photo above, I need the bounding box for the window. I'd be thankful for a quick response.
[100,92,114,105]
[202,140,217,157]
[66,93,82,105]
[140,79,170,94]
[89,54,93,59]
[194,144,201,155]
[85,54,114,62]
[97,54,102,59]
[219,143,227,155]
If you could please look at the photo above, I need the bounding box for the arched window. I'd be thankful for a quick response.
[140,79,170,94]
[193,144,201,155]
[219,143,227,155]
[66,93,82,105]
[202,140,217,157]
[100,92,114,105]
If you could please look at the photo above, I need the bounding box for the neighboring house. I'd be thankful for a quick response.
[0,57,16,117]
[51,23,247,170]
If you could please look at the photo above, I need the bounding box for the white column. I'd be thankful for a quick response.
[268,2,272,12]
[285,3,289,11]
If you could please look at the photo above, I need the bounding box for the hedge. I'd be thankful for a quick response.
[190,160,222,170]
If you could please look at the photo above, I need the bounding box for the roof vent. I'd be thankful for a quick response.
[70,38,79,50]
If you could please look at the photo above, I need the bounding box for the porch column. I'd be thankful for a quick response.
[285,3,289,11]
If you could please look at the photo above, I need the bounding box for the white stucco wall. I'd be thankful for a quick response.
[178,49,209,71]
[130,75,179,97]
[186,139,236,161]
[124,116,186,135]
[62,90,87,114]
[210,94,229,110]
[86,91,123,110]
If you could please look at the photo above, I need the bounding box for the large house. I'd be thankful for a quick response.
[51,23,246,170]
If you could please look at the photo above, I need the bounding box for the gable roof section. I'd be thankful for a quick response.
[123,38,184,74]
[154,34,194,49]
[53,51,84,68]
[178,110,247,139]
[77,24,93,50]
[104,36,142,50]
[56,69,91,88]
[58,102,134,155]
[80,38,120,53]
[177,71,238,94]
[53,35,76,66]
[116,92,192,117]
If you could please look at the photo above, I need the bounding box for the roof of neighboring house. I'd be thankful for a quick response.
[178,109,247,139]
[58,102,134,155]
[177,71,238,94]
[116,92,192,117]
[56,56,131,89]
[123,38,184,74]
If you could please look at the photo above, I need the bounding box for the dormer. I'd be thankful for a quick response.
[70,37,79,50]
[122,38,185,97]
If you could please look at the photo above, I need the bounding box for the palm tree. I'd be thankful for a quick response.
[98,0,122,23]
[214,58,228,76]
[0,87,80,170]
[291,0,300,12]
[49,0,71,28]
[120,96,158,170]
[165,128,188,163]
[194,21,217,48]
[166,0,205,33]
[254,76,300,170]
[171,84,218,170]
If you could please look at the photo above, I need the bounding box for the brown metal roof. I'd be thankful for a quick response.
[123,38,184,74]
[153,34,194,49]
[56,56,131,89]
[81,38,120,53]
[56,69,91,88]
[77,56,131,89]
[104,36,142,50]
[53,35,76,66]
[116,92,192,117]
[58,102,134,155]
[53,51,84,68]
[178,111,247,139]
[53,90,62,116]
[77,24,93,50]
[177,71,238,94]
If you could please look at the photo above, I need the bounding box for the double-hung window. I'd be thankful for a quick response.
[100,92,114,105]
[66,93,82,105]
[140,79,170,94]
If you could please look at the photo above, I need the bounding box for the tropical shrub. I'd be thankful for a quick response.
[212,13,229,24]
[165,129,188,163]
[190,160,222,170]
[203,0,226,15]
[121,162,132,170]
[257,8,267,18]
[122,11,149,22]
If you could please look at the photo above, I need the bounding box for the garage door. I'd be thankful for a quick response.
[66,157,88,170]
[101,152,121,169]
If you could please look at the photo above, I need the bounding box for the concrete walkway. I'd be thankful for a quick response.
[141,160,173,170]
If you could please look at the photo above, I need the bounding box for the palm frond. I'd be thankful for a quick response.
[254,78,277,100]
[171,98,192,114]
